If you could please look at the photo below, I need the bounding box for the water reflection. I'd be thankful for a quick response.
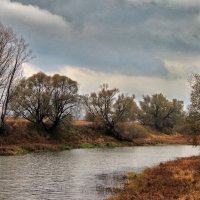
[0,145,199,200]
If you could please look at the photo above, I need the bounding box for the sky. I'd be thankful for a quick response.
[1,0,200,106]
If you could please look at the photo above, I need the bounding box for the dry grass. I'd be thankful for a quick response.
[108,156,200,200]
[0,119,62,155]
[132,133,200,146]
[0,119,124,155]
[0,144,61,156]
[0,119,199,155]
[116,122,150,141]
[72,120,94,126]
[112,122,200,145]
[0,119,47,145]
[62,124,124,148]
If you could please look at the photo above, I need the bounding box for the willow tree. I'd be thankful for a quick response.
[82,84,138,137]
[48,74,79,130]
[10,72,79,132]
[10,73,52,126]
[0,24,31,131]
[139,93,184,133]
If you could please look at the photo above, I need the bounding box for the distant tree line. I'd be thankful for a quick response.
[0,24,200,138]
[83,84,185,138]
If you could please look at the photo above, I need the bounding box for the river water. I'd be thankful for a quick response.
[0,145,199,200]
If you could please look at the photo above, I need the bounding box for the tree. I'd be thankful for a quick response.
[48,74,79,130]
[114,94,138,122]
[82,84,138,137]
[0,24,31,130]
[188,74,200,136]
[139,93,184,133]
[10,72,79,132]
[10,72,51,126]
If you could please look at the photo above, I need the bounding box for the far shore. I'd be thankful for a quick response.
[0,119,199,156]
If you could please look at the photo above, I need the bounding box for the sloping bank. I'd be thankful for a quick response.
[0,120,199,155]
[108,156,200,200]
[0,120,126,156]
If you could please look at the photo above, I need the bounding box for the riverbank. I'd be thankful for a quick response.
[0,119,199,155]
[0,120,125,155]
[108,156,200,200]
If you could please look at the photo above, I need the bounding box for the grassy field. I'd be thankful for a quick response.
[108,156,200,200]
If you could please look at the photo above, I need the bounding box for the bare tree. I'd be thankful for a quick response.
[82,84,138,137]
[0,24,31,130]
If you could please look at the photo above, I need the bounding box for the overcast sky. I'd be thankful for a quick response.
[1,0,200,106]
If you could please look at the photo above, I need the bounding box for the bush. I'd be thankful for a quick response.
[174,121,192,135]
[116,122,149,141]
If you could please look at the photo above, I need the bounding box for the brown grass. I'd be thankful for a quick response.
[108,156,200,200]
[0,119,63,155]
[0,119,124,155]
[72,120,94,126]
[116,122,150,141]
[60,124,124,148]
[132,133,200,146]
[0,119,199,155]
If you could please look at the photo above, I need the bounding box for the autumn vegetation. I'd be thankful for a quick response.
[10,72,79,132]
[1,22,200,199]
[108,156,200,200]
[0,23,199,155]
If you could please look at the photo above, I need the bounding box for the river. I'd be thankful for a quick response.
[0,145,199,200]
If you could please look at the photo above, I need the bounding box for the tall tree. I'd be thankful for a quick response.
[48,74,79,130]
[139,93,184,133]
[0,24,31,129]
[82,84,138,137]
[10,72,52,126]
[188,74,200,135]
[10,73,79,132]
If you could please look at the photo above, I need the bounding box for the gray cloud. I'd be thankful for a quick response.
[2,0,200,78]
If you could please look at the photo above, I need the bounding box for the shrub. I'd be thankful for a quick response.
[174,121,193,135]
[116,122,149,141]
